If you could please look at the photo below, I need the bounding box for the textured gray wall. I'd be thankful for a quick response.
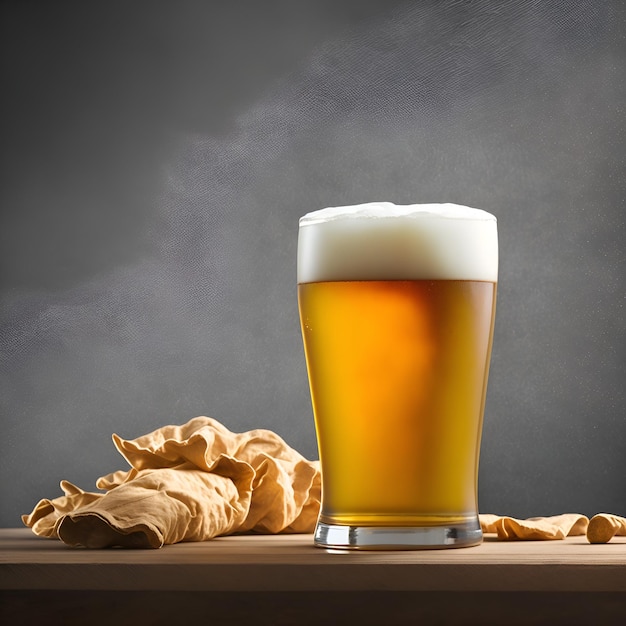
[1,0,624,528]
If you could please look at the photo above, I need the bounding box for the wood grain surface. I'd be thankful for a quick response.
[2,528,625,626]
[2,528,625,592]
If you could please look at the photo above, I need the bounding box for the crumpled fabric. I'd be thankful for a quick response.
[480,512,626,543]
[22,417,321,548]
[479,513,589,540]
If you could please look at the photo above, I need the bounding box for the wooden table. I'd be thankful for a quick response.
[1,528,625,625]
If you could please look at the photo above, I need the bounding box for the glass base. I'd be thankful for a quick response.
[314,519,482,550]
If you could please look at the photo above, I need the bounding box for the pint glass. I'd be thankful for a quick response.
[297,203,498,549]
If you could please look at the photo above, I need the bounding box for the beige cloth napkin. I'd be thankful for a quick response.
[23,416,624,548]
[23,417,321,548]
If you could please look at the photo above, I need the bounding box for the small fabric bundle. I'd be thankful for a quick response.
[586,513,626,544]
[23,417,321,548]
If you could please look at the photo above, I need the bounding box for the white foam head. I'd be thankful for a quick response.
[297,202,498,283]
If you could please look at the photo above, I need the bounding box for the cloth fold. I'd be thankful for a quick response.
[479,513,589,540]
[22,417,321,548]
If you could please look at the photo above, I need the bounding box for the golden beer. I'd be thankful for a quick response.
[298,203,498,549]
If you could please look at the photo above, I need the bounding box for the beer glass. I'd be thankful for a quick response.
[297,203,498,549]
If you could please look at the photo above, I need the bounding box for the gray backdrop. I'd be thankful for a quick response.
[1,0,624,528]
